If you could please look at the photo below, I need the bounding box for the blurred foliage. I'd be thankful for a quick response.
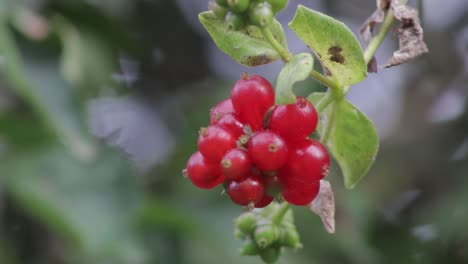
[0,0,467,264]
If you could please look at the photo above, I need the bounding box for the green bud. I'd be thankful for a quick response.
[248,2,274,28]
[254,224,280,248]
[234,228,247,239]
[260,203,280,218]
[216,0,229,7]
[239,240,260,256]
[266,0,289,13]
[279,228,302,249]
[260,246,281,263]
[225,12,245,31]
[235,211,256,235]
[209,1,228,19]
[227,0,250,14]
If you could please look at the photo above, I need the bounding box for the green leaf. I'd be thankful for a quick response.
[289,5,366,86]
[308,93,379,189]
[275,52,313,104]
[199,11,287,66]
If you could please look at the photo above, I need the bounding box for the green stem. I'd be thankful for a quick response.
[272,202,290,225]
[260,27,292,62]
[363,8,395,65]
[309,69,342,95]
[320,100,338,143]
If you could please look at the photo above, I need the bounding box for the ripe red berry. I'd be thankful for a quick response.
[185,151,225,189]
[227,176,265,206]
[268,97,318,143]
[221,148,252,181]
[210,98,234,124]
[248,131,288,171]
[215,113,244,138]
[282,180,320,206]
[231,74,274,131]
[255,194,274,208]
[282,139,330,182]
[198,125,237,162]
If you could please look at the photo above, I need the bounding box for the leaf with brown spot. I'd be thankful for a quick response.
[310,180,335,234]
[384,0,429,67]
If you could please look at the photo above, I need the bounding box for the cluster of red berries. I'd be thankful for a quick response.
[184,73,330,207]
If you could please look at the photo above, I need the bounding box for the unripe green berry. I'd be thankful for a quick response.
[227,0,250,13]
[235,212,256,235]
[248,2,274,28]
[216,0,229,7]
[260,246,281,263]
[260,203,280,218]
[240,240,260,255]
[266,0,289,13]
[209,1,228,19]
[225,12,245,31]
[279,228,302,249]
[254,224,280,248]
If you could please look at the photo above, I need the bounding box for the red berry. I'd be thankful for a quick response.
[255,194,274,208]
[185,151,225,189]
[221,148,252,181]
[282,139,330,183]
[269,97,318,142]
[210,98,234,124]
[227,176,265,206]
[231,74,274,131]
[198,125,237,162]
[215,113,244,138]
[248,131,288,171]
[282,180,320,206]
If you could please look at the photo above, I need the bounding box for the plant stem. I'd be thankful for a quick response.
[261,27,291,62]
[272,202,290,225]
[309,69,343,94]
[363,8,395,65]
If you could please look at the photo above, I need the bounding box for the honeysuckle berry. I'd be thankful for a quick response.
[269,97,318,143]
[248,131,288,171]
[248,1,274,28]
[254,223,280,248]
[282,180,320,206]
[266,0,289,12]
[259,245,281,263]
[225,11,245,30]
[221,148,252,181]
[282,138,330,182]
[235,211,257,234]
[185,151,225,189]
[254,194,274,208]
[227,0,250,13]
[240,240,260,256]
[216,0,228,7]
[209,0,228,19]
[280,228,302,249]
[198,125,237,163]
[210,98,234,124]
[227,175,265,206]
[215,113,244,138]
[231,73,275,131]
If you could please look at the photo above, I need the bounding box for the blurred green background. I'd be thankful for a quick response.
[0,0,467,263]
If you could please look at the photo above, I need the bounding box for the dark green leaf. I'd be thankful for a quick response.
[275,52,313,104]
[199,11,287,66]
[289,5,366,86]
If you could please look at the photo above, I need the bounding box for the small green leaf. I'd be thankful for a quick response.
[275,52,313,104]
[199,11,287,66]
[289,5,366,86]
[308,93,379,189]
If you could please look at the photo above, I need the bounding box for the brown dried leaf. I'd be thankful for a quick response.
[384,0,429,67]
[309,180,335,234]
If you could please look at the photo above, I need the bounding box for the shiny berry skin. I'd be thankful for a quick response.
[215,113,244,138]
[227,176,265,206]
[198,125,237,162]
[225,11,245,30]
[282,180,319,206]
[283,139,330,182]
[221,148,252,181]
[210,98,234,124]
[255,194,274,208]
[269,97,318,143]
[231,74,274,131]
[227,0,250,13]
[209,0,228,19]
[248,2,274,28]
[248,131,288,171]
[185,151,225,189]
